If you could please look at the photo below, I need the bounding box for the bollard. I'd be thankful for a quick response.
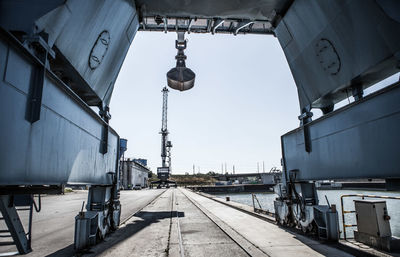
[226,196,230,201]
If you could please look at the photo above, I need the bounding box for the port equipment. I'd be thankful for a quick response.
[120,159,150,190]
[1,0,400,253]
[152,87,177,189]
[166,32,196,91]
[0,0,137,252]
[340,194,400,240]
[340,194,400,251]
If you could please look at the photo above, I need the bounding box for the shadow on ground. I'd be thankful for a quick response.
[45,210,184,257]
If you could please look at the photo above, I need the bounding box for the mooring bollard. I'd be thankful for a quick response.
[226,196,230,201]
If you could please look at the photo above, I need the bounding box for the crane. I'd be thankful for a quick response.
[160,86,172,168]
[152,86,176,188]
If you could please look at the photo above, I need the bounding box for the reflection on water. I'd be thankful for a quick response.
[211,189,400,238]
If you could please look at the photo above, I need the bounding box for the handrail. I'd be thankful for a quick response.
[340,194,400,240]
[251,193,262,210]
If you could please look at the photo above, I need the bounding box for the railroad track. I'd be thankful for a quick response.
[170,188,268,257]
[120,189,167,225]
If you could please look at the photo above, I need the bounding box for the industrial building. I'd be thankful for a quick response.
[121,159,150,189]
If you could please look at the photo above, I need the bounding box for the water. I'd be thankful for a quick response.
[211,190,400,238]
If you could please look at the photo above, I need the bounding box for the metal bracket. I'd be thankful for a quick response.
[352,83,364,101]
[100,125,109,154]
[99,106,110,154]
[298,110,313,153]
[26,64,45,123]
[23,34,54,124]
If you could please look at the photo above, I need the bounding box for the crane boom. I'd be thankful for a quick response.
[161,87,169,133]
[160,87,169,167]
[154,86,176,189]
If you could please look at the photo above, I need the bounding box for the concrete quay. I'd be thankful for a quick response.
[0,188,374,256]
[87,188,352,257]
[0,189,166,256]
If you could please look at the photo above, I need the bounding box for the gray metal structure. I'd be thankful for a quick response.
[0,34,119,185]
[121,159,150,189]
[136,0,292,35]
[153,87,177,188]
[275,0,400,112]
[0,0,400,253]
[281,83,400,181]
[0,0,137,252]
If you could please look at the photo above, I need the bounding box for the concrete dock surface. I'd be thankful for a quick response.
[0,188,361,256]
[86,188,352,257]
[0,189,166,256]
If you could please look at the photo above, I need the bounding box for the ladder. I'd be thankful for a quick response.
[0,195,40,254]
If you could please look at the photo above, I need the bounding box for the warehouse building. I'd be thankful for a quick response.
[120,159,150,189]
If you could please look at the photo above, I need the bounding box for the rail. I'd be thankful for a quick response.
[340,194,400,240]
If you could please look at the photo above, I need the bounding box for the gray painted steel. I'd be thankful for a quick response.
[1,0,400,187]
[275,0,400,110]
[36,0,139,106]
[121,161,150,189]
[0,35,119,186]
[281,84,400,181]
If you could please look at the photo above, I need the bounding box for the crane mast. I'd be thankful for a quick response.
[152,86,176,189]
[160,87,172,168]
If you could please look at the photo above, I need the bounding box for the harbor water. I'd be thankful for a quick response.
[211,190,400,238]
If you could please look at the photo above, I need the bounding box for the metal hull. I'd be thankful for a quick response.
[281,83,400,181]
[0,34,119,186]
[275,0,400,110]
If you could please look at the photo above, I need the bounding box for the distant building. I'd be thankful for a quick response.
[215,172,281,185]
[121,159,150,189]
[133,158,147,167]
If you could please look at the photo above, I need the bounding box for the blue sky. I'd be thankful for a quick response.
[110,31,300,174]
[110,30,400,175]
[109,26,400,175]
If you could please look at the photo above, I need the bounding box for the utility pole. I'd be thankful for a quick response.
[233,165,235,174]
[263,161,265,173]
[193,164,195,175]
[257,162,259,173]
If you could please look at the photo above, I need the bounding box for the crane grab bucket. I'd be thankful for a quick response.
[167,66,195,91]
[167,32,195,91]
